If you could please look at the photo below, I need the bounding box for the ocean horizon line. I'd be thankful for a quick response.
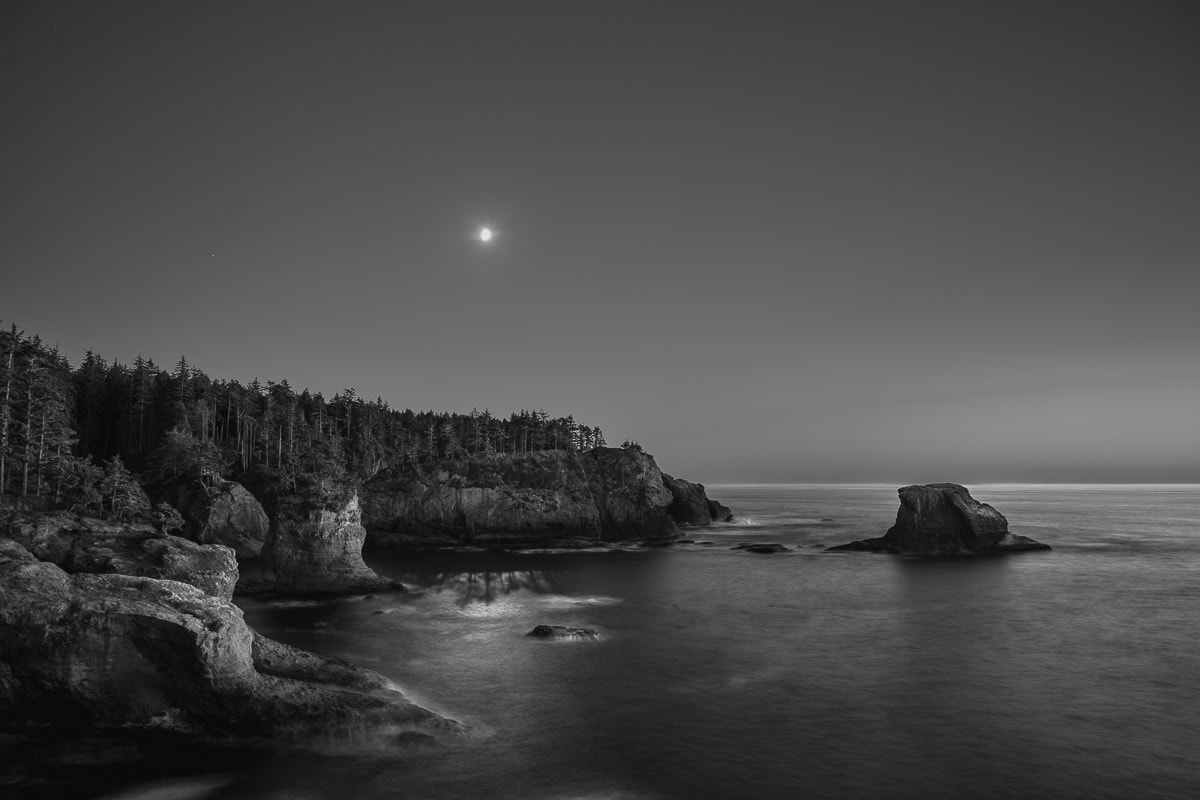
[705,482,1200,489]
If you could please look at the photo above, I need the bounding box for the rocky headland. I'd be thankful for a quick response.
[362,447,730,548]
[828,483,1051,556]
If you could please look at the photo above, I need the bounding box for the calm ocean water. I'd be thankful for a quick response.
[11,485,1200,799]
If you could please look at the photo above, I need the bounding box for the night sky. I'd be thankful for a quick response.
[3,1,1198,483]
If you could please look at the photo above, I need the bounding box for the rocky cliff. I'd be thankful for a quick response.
[239,490,401,594]
[662,474,734,525]
[828,483,1051,556]
[163,479,270,558]
[0,539,455,738]
[3,512,238,601]
[361,447,729,547]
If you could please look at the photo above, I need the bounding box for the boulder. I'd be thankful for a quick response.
[362,448,727,547]
[828,483,1051,556]
[0,540,456,738]
[526,625,601,641]
[239,492,400,595]
[163,479,269,558]
[3,512,237,601]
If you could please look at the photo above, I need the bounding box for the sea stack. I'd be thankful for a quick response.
[239,491,402,594]
[828,483,1050,556]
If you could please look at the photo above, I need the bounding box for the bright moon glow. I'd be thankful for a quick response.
[478,227,493,243]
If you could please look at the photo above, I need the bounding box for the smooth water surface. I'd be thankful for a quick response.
[19,485,1200,799]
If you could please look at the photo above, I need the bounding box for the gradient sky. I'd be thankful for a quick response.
[3,1,1198,483]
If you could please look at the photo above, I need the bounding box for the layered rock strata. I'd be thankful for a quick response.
[828,483,1050,556]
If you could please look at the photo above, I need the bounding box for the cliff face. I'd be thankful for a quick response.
[361,447,725,547]
[239,492,401,594]
[829,483,1051,556]
[3,512,238,601]
[164,479,270,558]
[0,539,454,738]
[662,474,734,525]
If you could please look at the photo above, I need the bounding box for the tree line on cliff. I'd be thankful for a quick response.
[0,324,608,513]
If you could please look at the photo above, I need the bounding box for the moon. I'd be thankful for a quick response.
[477,226,494,243]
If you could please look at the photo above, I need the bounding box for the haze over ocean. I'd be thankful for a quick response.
[3,1,1198,483]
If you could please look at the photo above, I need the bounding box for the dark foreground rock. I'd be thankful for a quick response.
[0,540,456,739]
[527,625,601,641]
[163,479,270,558]
[239,492,401,595]
[362,447,731,547]
[828,483,1051,556]
[3,513,237,601]
[732,543,791,554]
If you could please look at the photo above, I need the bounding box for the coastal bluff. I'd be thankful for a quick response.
[361,447,731,547]
[828,483,1051,556]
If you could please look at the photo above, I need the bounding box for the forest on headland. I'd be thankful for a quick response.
[0,323,611,517]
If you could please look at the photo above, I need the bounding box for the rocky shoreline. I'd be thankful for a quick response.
[3,454,1054,771]
[0,446,730,750]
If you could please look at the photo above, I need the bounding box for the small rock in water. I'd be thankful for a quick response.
[527,624,601,641]
[732,543,791,554]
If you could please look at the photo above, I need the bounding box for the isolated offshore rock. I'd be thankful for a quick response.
[362,447,730,547]
[239,492,400,595]
[163,479,269,558]
[828,483,1050,556]
[3,512,237,600]
[0,540,456,738]
[527,625,601,641]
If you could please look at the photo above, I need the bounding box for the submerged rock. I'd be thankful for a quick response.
[732,543,791,554]
[239,492,400,595]
[162,479,270,558]
[527,625,601,641]
[0,540,456,739]
[828,483,1051,556]
[3,513,237,601]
